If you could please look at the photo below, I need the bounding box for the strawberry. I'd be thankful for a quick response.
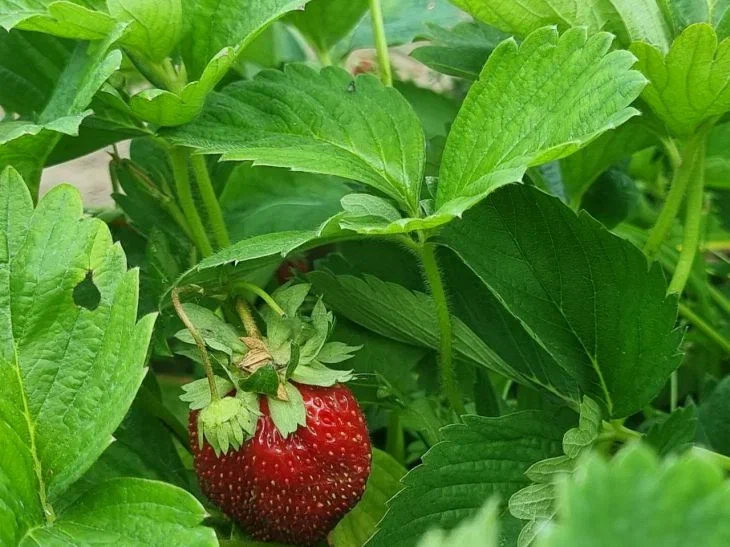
[189,382,371,545]
[276,257,312,284]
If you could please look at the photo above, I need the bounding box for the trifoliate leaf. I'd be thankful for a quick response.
[180,376,235,410]
[317,341,362,364]
[198,396,259,455]
[290,361,354,387]
[563,397,602,459]
[239,363,280,396]
[632,23,730,135]
[267,382,307,437]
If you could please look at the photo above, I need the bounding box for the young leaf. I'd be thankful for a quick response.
[452,0,671,49]
[108,0,183,62]
[435,27,646,218]
[0,168,156,538]
[166,64,426,214]
[417,498,500,547]
[632,23,730,136]
[25,478,217,546]
[562,397,602,458]
[366,410,572,547]
[441,184,682,418]
[0,1,119,40]
[330,448,407,547]
[287,0,368,55]
[540,444,730,547]
[0,31,122,197]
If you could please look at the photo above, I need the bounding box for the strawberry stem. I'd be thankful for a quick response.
[236,297,262,340]
[172,287,220,402]
[235,281,286,317]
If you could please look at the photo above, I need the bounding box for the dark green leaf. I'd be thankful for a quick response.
[646,406,698,457]
[699,377,730,456]
[288,0,368,54]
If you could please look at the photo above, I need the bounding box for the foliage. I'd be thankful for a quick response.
[2,0,730,546]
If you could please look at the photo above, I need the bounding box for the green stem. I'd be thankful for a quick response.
[318,47,333,66]
[708,285,730,316]
[385,411,405,465]
[235,297,261,340]
[368,0,393,86]
[172,288,220,403]
[189,152,231,250]
[234,282,286,317]
[169,148,213,257]
[668,137,706,295]
[670,371,678,412]
[419,241,465,416]
[678,302,730,355]
[644,133,705,260]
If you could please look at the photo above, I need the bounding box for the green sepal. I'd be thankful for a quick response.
[239,363,280,396]
[267,382,307,438]
[290,361,354,387]
[197,394,260,456]
[285,342,300,380]
[179,376,234,410]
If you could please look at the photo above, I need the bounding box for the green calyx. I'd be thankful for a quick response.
[196,392,260,456]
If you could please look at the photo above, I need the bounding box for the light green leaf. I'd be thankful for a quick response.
[21,478,216,546]
[411,21,506,79]
[288,0,368,54]
[267,382,307,437]
[181,0,312,80]
[174,303,247,357]
[0,168,156,542]
[308,271,523,379]
[108,0,183,61]
[290,361,353,386]
[317,341,362,364]
[562,397,602,458]
[366,410,571,547]
[165,64,426,214]
[130,48,234,126]
[452,0,671,49]
[0,1,119,40]
[524,456,574,484]
[632,23,730,136]
[331,449,407,547]
[509,483,557,521]
[417,498,500,547]
[441,184,682,418]
[435,26,645,217]
[539,444,730,547]
[180,376,235,410]
[0,32,122,198]
[220,164,351,242]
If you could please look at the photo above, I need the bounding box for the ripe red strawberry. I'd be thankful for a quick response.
[276,257,312,284]
[189,383,371,545]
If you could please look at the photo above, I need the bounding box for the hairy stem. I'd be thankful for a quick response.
[172,288,219,403]
[678,302,730,355]
[668,137,706,295]
[236,297,261,340]
[368,0,393,86]
[189,153,231,250]
[169,147,213,257]
[235,282,285,317]
[419,241,465,416]
[644,133,705,260]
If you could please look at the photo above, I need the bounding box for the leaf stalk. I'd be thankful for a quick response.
[189,152,231,250]
[368,0,393,86]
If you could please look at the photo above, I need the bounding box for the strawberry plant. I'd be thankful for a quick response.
[3,0,730,545]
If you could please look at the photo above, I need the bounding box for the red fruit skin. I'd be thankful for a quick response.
[276,258,312,284]
[190,383,372,546]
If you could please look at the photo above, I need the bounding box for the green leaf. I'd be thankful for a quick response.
[240,364,280,396]
[366,410,572,547]
[0,31,122,198]
[417,498,500,547]
[347,0,466,50]
[699,376,730,456]
[706,122,730,189]
[562,397,602,458]
[0,167,156,541]
[0,1,119,40]
[411,21,505,79]
[631,23,730,136]
[181,0,312,80]
[267,382,306,437]
[181,376,235,410]
[174,303,247,358]
[441,184,682,418]
[539,444,730,547]
[220,164,351,241]
[22,478,216,546]
[308,270,520,378]
[646,405,698,457]
[317,341,362,364]
[663,0,730,40]
[130,48,235,126]
[331,449,407,547]
[435,27,645,218]
[579,168,641,229]
[108,0,183,61]
[452,0,671,49]
[290,361,353,386]
[393,80,460,139]
[288,0,368,54]
[165,64,426,214]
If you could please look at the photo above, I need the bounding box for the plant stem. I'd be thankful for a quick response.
[668,137,706,295]
[419,241,465,416]
[644,132,705,260]
[368,0,393,86]
[235,297,261,339]
[169,148,214,257]
[189,153,231,250]
[708,285,730,316]
[678,302,730,355]
[318,47,333,66]
[670,371,678,412]
[172,288,220,403]
[235,282,285,317]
